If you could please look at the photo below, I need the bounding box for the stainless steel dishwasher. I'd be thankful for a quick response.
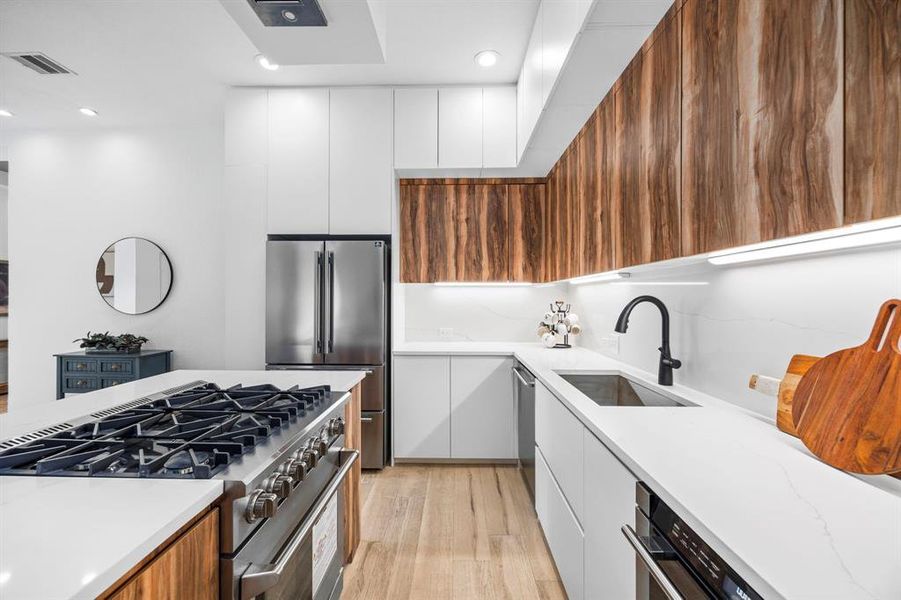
[512,361,536,499]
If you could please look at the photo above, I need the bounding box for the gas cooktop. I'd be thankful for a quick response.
[0,382,335,479]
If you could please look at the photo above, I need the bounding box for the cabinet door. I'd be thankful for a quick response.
[535,381,584,522]
[450,356,516,459]
[450,183,510,281]
[482,87,517,168]
[394,88,438,169]
[541,0,593,106]
[536,448,585,600]
[614,11,681,268]
[329,88,393,234]
[225,88,267,167]
[582,98,616,274]
[681,0,843,254]
[518,8,544,161]
[509,183,546,283]
[399,184,455,283]
[845,0,900,224]
[439,88,483,168]
[393,356,450,458]
[584,430,638,600]
[543,167,560,282]
[267,88,330,234]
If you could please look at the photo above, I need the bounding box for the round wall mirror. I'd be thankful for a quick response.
[96,238,173,315]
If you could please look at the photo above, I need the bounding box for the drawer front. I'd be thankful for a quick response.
[65,377,99,391]
[64,359,97,373]
[536,447,584,600]
[102,377,133,389]
[100,360,133,374]
[535,381,584,522]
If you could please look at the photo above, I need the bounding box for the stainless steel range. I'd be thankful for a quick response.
[0,380,357,600]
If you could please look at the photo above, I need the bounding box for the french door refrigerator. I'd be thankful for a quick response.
[266,236,389,469]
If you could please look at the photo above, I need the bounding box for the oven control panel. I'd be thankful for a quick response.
[651,494,763,600]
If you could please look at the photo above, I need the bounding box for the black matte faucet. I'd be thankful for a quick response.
[614,295,682,386]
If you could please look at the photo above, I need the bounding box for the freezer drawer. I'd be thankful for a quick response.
[360,410,385,469]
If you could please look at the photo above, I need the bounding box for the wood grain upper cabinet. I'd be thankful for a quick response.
[450,184,510,281]
[394,88,439,169]
[267,88,330,234]
[583,98,616,274]
[509,184,546,283]
[399,184,454,283]
[681,0,843,254]
[544,168,560,282]
[329,88,393,234]
[845,0,900,223]
[614,11,682,268]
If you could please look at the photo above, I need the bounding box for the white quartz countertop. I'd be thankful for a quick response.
[0,368,367,600]
[394,342,901,599]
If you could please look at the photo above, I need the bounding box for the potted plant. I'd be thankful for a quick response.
[74,331,149,354]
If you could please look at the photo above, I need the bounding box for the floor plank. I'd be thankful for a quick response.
[343,465,564,600]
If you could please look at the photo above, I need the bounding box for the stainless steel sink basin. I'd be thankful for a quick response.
[557,374,689,408]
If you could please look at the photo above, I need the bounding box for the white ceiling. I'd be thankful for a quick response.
[0,0,539,131]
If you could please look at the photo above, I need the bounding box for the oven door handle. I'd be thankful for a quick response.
[621,525,686,600]
[241,449,359,600]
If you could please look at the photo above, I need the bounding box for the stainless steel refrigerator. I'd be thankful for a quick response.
[266,236,389,469]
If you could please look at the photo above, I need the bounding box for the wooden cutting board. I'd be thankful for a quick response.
[793,299,901,475]
[749,354,821,436]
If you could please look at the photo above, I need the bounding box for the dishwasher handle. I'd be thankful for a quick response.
[512,365,535,388]
[622,525,686,600]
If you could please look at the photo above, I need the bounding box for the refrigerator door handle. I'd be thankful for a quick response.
[314,251,323,354]
[327,251,335,354]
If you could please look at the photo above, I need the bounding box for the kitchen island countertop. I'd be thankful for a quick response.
[0,368,367,600]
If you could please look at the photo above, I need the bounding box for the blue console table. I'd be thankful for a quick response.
[54,349,172,399]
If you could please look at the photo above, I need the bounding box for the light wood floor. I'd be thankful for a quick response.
[342,464,566,600]
[0,394,6,414]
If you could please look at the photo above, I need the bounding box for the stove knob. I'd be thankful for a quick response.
[315,435,330,456]
[328,417,345,436]
[263,473,293,499]
[280,458,305,483]
[302,443,319,467]
[245,489,278,523]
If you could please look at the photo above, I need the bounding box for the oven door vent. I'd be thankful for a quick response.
[2,52,76,75]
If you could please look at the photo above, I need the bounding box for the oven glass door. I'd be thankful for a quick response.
[240,450,358,600]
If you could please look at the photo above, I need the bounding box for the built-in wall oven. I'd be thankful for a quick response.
[624,483,763,600]
[512,361,536,499]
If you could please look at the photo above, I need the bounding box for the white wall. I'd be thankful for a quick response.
[569,245,901,418]
[7,126,229,405]
[403,283,568,342]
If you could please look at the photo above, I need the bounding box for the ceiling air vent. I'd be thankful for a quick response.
[2,52,76,75]
[247,0,327,27]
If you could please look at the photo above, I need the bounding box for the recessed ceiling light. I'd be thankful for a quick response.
[474,50,500,68]
[79,107,98,117]
[0,109,13,118]
[256,54,279,71]
[281,9,298,22]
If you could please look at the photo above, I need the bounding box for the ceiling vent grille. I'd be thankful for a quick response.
[248,0,327,27]
[2,52,76,75]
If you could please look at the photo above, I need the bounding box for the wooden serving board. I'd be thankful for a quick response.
[749,354,821,436]
[793,299,901,475]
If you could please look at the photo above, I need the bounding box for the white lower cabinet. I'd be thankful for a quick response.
[393,354,516,460]
[536,447,584,600]
[535,380,584,521]
[584,430,638,599]
[450,356,515,459]
[393,356,451,458]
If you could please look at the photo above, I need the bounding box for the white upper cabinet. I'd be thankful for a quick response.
[225,88,268,167]
[438,88,483,168]
[540,0,592,106]
[267,88,330,234]
[329,87,393,234]
[450,356,516,459]
[482,87,517,168]
[517,7,544,161]
[394,88,438,169]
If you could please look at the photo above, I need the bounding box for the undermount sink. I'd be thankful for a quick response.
[556,374,690,408]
